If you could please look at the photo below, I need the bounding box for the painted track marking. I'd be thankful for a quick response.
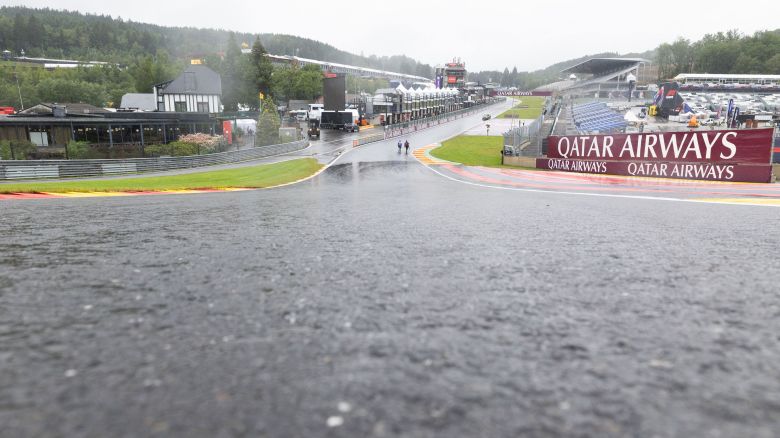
[411,147,780,208]
[411,144,458,165]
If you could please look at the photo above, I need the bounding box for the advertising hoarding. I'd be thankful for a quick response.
[494,91,553,97]
[538,128,774,183]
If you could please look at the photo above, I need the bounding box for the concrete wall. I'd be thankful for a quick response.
[501,155,537,168]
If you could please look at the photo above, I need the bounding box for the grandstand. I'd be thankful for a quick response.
[535,58,652,98]
[244,51,431,83]
[560,58,651,97]
[569,102,627,134]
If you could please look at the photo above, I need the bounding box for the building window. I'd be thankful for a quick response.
[29,131,49,146]
[197,102,209,113]
[174,101,187,112]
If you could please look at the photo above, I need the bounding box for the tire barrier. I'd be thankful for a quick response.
[0,140,309,180]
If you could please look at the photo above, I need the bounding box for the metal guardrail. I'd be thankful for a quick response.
[344,99,507,149]
[352,134,385,147]
[503,116,544,156]
[382,98,506,140]
[549,99,565,137]
[0,140,308,180]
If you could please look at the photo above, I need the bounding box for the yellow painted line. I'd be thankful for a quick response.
[694,198,780,206]
[44,191,134,198]
[412,144,457,166]
[39,188,252,198]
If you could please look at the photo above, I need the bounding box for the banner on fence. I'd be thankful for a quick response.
[537,128,774,183]
[493,91,553,97]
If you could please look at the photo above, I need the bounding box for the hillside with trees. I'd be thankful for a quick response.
[0,6,433,76]
[3,6,778,110]
[471,29,780,89]
[0,6,435,110]
[654,29,780,79]
[469,50,655,90]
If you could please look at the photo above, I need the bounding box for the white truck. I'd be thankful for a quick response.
[307,104,324,121]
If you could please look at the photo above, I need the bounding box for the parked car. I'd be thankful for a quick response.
[289,110,308,121]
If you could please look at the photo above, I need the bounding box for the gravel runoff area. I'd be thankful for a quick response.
[1,156,779,437]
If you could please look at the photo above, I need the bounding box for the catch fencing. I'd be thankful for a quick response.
[0,140,308,180]
[502,116,545,156]
[775,129,780,163]
[346,98,507,149]
[382,100,505,140]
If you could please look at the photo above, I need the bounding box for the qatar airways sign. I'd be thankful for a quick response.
[494,91,552,97]
[538,128,774,183]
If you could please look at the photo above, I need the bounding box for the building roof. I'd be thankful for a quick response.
[1,109,214,125]
[0,113,214,125]
[265,54,431,83]
[374,88,401,95]
[19,102,110,116]
[157,65,222,95]
[120,93,157,111]
[562,58,649,75]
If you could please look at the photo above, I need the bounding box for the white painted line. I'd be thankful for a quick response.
[268,100,513,190]
[419,163,780,209]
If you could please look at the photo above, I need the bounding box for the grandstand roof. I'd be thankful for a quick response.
[263,53,431,82]
[562,58,649,75]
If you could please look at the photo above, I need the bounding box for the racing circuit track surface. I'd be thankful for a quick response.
[1,109,780,437]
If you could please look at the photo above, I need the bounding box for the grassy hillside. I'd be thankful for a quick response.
[0,6,433,77]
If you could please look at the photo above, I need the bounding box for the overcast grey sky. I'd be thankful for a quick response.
[3,0,780,71]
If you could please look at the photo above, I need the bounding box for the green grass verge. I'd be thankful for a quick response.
[498,96,546,119]
[430,135,505,167]
[0,158,322,193]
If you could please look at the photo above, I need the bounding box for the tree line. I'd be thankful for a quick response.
[0,6,433,110]
[0,33,321,112]
[470,29,780,90]
[654,29,780,80]
[0,6,434,77]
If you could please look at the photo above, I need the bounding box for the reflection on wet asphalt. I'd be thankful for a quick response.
[2,157,780,437]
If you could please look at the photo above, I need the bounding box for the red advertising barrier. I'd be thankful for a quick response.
[536,158,772,183]
[540,128,774,183]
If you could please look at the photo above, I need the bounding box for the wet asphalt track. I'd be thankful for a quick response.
[2,104,780,437]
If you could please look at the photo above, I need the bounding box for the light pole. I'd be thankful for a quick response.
[14,69,24,110]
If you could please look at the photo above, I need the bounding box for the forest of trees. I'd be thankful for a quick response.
[0,6,434,76]
[0,6,435,110]
[470,29,780,90]
[654,29,780,79]
[2,6,778,110]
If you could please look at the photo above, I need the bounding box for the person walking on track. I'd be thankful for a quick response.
[397,140,402,153]
[404,140,410,154]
